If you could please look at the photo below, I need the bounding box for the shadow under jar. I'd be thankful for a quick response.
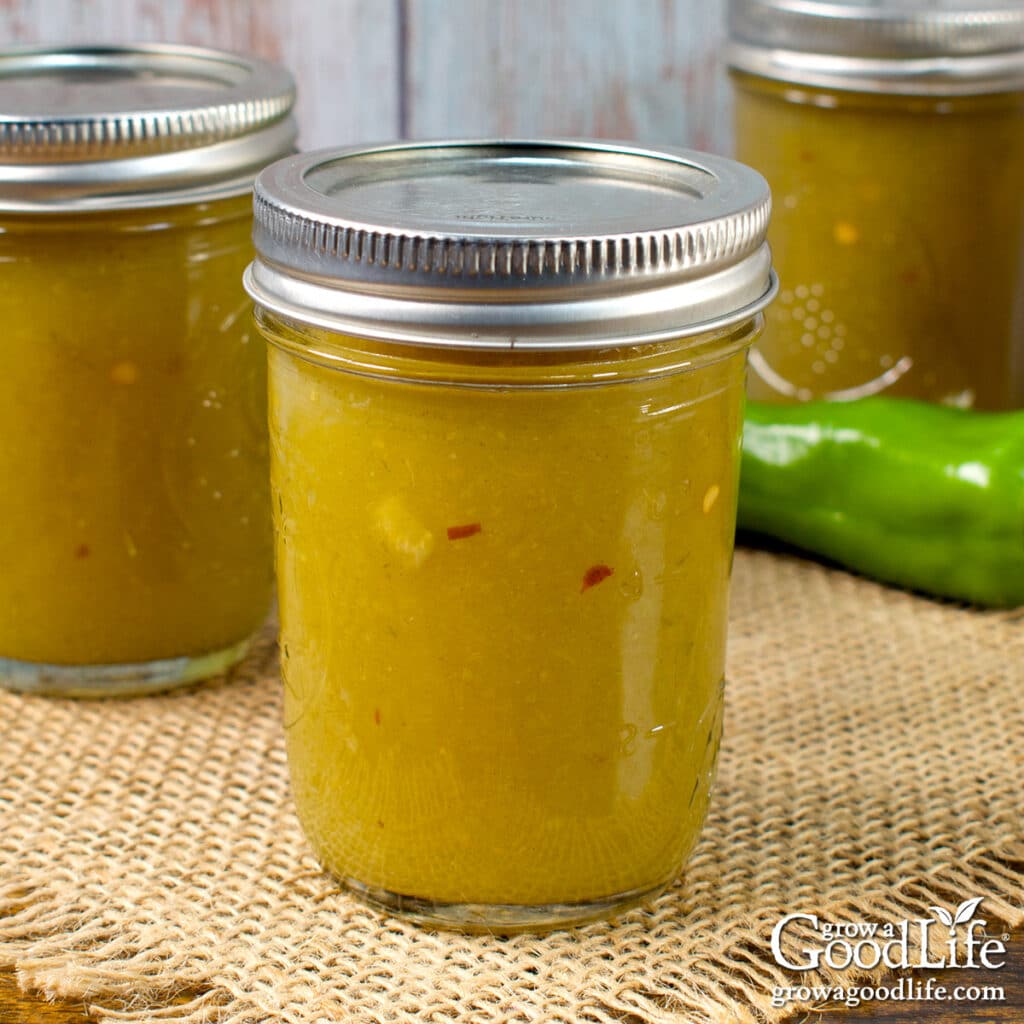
[245,140,777,931]
[0,45,296,696]
[729,0,1024,408]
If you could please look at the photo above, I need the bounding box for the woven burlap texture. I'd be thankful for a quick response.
[1,548,1022,1024]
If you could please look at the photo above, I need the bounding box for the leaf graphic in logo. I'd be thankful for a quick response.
[931,898,983,937]
[954,897,984,927]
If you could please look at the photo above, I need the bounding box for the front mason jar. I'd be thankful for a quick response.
[729,1,1024,408]
[245,140,776,930]
[0,45,296,696]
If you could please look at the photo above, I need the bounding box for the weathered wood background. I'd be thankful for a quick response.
[0,0,732,153]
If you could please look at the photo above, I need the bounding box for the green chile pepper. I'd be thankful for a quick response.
[739,398,1024,607]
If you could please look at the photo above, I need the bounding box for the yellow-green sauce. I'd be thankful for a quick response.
[734,74,1024,408]
[262,312,755,912]
[0,196,273,673]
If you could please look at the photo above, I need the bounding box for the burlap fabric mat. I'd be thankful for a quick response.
[1,548,1022,1024]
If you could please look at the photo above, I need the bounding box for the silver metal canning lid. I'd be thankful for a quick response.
[244,140,776,351]
[728,0,1024,95]
[0,44,297,211]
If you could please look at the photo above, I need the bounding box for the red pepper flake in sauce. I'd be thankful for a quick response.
[373,708,381,726]
[581,564,614,593]
[447,523,482,541]
[74,544,90,559]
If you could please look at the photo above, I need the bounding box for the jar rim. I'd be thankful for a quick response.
[245,139,777,351]
[728,1,1024,94]
[0,43,297,211]
[256,305,764,388]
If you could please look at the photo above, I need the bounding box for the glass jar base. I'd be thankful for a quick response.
[0,636,253,698]
[341,875,674,933]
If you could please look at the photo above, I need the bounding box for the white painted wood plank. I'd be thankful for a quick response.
[405,0,732,154]
[0,1,732,152]
[258,0,400,149]
[0,0,401,148]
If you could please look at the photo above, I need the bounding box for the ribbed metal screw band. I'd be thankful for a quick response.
[0,93,295,156]
[253,190,772,281]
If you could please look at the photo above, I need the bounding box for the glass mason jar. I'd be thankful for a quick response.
[0,46,296,696]
[246,141,776,930]
[729,1,1024,408]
